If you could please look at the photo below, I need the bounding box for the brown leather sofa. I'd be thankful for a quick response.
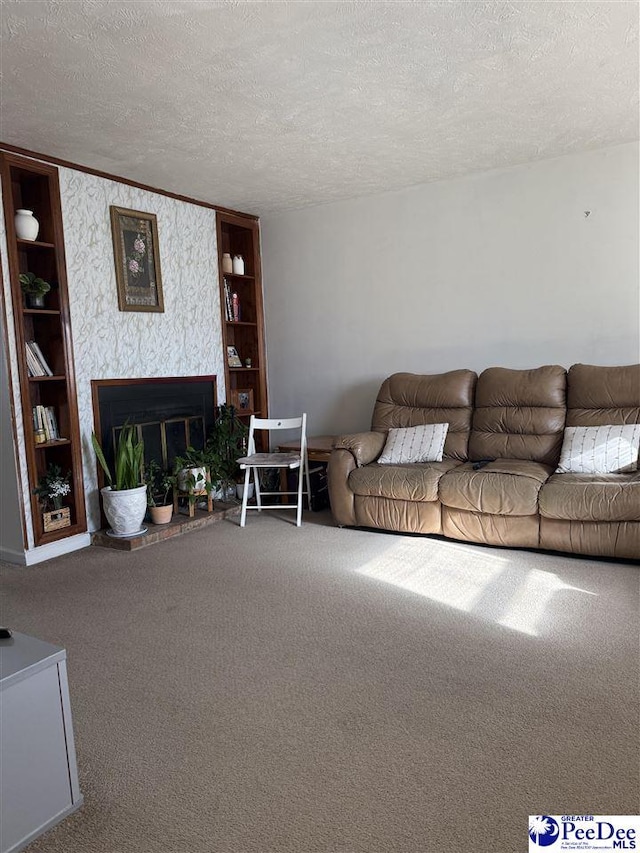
[327,364,640,559]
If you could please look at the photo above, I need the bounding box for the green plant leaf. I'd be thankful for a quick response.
[19,271,51,295]
[91,431,113,487]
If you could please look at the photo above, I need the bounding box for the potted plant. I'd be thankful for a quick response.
[34,464,72,532]
[173,446,213,508]
[145,459,175,524]
[91,423,146,537]
[205,404,248,501]
[19,271,51,308]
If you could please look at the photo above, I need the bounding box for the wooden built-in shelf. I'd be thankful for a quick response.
[17,238,56,250]
[1,152,87,547]
[217,212,267,451]
[223,272,255,281]
[35,439,71,449]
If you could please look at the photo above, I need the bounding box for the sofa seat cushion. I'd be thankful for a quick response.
[539,473,640,522]
[349,460,460,503]
[439,460,553,516]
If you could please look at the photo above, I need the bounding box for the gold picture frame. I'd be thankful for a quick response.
[110,206,164,313]
[227,346,243,368]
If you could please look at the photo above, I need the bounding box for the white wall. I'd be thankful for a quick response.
[261,142,640,436]
[1,163,225,549]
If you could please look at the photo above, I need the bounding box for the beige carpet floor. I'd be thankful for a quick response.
[1,510,638,853]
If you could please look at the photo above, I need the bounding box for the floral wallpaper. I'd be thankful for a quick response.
[1,162,225,543]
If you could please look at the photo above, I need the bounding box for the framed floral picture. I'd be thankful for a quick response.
[110,206,164,312]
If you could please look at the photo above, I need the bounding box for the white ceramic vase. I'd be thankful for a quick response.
[222,253,233,273]
[15,209,39,241]
[232,254,245,275]
[101,485,147,536]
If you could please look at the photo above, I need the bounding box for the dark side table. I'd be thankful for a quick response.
[276,435,337,510]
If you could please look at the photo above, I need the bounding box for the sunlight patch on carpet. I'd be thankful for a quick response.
[497,568,596,636]
[356,538,597,636]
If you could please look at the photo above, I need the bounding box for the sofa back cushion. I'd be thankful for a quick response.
[469,365,567,466]
[372,370,477,461]
[566,363,640,426]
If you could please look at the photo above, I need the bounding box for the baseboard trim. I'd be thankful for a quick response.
[20,533,92,566]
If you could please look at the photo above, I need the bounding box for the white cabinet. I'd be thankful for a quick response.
[0,632,82,853]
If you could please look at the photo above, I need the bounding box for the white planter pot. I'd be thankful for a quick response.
[15,209,39,241]
[236,482,255,501]
[101,485,147,536]
[177,466,207,493]
[212,482,235,501]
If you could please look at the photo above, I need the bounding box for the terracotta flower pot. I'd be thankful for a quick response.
[150,504,173,525]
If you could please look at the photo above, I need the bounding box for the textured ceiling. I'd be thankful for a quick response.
[1,0,638,215]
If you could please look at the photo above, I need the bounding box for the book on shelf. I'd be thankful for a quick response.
[42,406,51,441]
[25,340,53,376]
[30,340,53,375]
[232,291,240,322]
[25,343,44,377]
[32,405,62,442]
[224,278,238,323]
[32,405,43,439]
[223,278,233,321]
[45,406,60,440]
[33,404,48,440]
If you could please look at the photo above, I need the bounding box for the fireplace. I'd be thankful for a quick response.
[91,376,217,475]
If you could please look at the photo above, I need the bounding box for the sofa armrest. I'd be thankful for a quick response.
[327,448,358,526]
[333,431,386,467]
[327,432,386,527]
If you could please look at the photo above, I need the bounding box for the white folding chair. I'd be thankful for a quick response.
[237,414,311,527]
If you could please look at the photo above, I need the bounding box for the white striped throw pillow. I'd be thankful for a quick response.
[378,423,449,465]
[556,424,640,474]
